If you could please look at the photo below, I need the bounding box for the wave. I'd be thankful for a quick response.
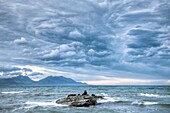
[139,93,170,98]
[97,93,169,107]
[97,93,128,104]
[98,97,122,103]
[139,93,159,97]
[25,101,68,108]
[97,93,109,97]
[159,103,170,108]
[131,101,159,106]
[1,91,23,94]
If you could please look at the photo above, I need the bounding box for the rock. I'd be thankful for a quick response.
[82,90,88,95]
[67,94,77,97]
[56,94,103,107]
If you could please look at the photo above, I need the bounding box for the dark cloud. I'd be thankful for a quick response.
[0,65,33,77]
[28,72,43,76]
[22,68,32,72]
[127,28,161,48]
[0,66,21,72]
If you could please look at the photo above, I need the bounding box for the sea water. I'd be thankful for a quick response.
[0,86,170,113]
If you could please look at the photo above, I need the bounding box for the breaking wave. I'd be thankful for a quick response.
[131,101,159,106]
[97,93,128,103]
[98,97,121,103]
[139,93,170,98]
[25,101,68,108]
[98,93,109,97]
[139,93,159,97]
[1,91,23,94]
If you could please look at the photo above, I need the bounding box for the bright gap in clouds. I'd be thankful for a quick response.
[82,78,168,85]
[16,65,169,85]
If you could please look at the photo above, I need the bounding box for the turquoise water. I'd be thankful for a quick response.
[0,86,170,113]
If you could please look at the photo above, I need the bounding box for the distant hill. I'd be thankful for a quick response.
[0,76,34,86]
[0,76,87,86]
[37,76,87,86]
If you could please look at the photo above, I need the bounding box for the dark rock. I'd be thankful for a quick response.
[67,94,77,97]
[96,96,104,99]
[82,90,88,95]
[56,95,103,107]
[91,94,95,96]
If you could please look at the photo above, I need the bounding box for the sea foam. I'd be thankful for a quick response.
[131,101,159,106]
[1,91,23,94]
[25,101,68,108]
[98,93,109,97]
[97,93,126,103]
[139,93,160,97]
[98,96,120,103]
[139,93,170,98]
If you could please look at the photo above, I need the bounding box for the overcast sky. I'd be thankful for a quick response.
[0,0,170,85]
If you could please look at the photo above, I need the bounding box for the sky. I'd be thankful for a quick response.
[0,0,170,85]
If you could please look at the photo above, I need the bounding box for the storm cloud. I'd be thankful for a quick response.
[0,0,169,84]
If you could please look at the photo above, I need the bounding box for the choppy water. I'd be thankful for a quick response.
[0,86,170,113]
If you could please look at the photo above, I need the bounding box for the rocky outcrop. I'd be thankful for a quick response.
[56,94,103,107]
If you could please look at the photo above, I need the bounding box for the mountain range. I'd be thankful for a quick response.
[0,76,87,86]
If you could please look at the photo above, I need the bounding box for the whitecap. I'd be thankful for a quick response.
[1,91,23,94]
[139,93,170,98]
[97,93,109,97]
[98,96,120,103]
[25,101,68,108]
[131,101,159,106]
[139,93,160,97]
[97,93,127,103]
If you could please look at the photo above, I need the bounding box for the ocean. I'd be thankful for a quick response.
[0,86,170,113]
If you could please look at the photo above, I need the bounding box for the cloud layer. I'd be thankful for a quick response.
[0,0,170,84]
